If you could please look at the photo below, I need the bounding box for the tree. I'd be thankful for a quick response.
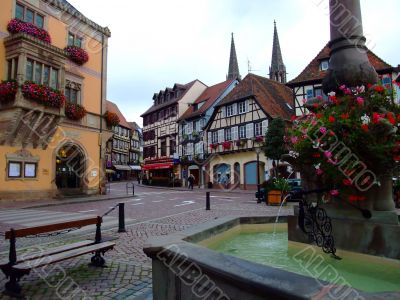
[263,117,287,178]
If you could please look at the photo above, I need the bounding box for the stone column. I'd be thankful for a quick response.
[322,0,378,93]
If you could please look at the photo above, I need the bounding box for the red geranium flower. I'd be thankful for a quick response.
[328,115,335,123]
[361,124,369,132]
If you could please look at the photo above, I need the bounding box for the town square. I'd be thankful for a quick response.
[0,0,399,299]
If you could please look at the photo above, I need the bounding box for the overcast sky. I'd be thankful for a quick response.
[67,0,399,126]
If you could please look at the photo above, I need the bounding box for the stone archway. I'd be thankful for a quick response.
[55,143,86,192]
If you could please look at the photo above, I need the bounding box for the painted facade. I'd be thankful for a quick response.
[177,79,238,187]
[105,100,133,181]
[0,0,111,200]
[287,44,400,116]
[204,73,293,189]
[141,80,207,186]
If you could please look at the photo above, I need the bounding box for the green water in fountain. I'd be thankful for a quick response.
[205,224,400,293]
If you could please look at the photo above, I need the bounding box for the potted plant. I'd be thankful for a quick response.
[267,177,290,206]
[65,102,87,120]
[7,18,51,43]
[210,143,219,150]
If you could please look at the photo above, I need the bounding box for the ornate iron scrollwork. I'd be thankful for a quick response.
[297,191,341,260]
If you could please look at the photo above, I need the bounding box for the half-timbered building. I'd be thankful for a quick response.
[204,73,293,189]
[177,79,238,187]
[140,80,207,186]
[287,44,400,116]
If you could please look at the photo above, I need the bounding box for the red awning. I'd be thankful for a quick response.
[142,162,174,170]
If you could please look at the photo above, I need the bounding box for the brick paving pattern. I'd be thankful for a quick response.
[0,184,294,299]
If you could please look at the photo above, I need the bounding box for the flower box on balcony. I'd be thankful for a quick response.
[7,19,51,43]
[210,143,219,150]
[0,80,18,103]
[222,141,232,150]
[65,102,87,121]
[235,139,247,147]
[104,111,120,127]
[22,81,65,108]
[254,136,264,143]
[65,46,89,65]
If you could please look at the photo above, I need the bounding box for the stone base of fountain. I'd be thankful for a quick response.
[288,206,400,259]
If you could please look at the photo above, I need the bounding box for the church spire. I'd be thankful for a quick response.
[269,21,287,83]
[227,33,241,80]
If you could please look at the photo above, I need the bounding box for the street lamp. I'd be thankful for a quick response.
[255,146,262,203]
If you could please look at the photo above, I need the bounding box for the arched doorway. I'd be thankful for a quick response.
[55,144,85,190]
[234,162,240,188]
[213,164,231,188]
[244,161,265,189]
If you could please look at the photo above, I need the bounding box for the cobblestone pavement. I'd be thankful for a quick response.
[0,184,294,299]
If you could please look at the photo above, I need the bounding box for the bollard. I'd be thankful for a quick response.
[118,203,126,233]
[206,192,210,210]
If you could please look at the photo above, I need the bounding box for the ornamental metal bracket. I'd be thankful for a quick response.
[298,198,341,260]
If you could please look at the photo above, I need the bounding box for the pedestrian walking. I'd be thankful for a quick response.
[188,174,195,190]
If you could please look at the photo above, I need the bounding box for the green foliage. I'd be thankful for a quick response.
[271,177,290,192]
[264,117,287,161]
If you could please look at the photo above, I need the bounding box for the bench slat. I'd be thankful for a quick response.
[0,240,95,266]
[5,217,100,239]
[14,241,115,271]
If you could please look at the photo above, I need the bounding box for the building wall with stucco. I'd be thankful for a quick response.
[0,0,111,200]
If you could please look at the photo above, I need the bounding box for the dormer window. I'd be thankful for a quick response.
[320,60,329,71]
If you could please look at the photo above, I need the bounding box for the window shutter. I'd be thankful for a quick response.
[221,107,226,118]
[178,145,182,156]
[262,120,268,135]
[207,132,212,144]
[218,129,224,143]
[232,126,238,140]
[198,141,204,154]
[246,123,254,138]
[187,122,193,135]
[232,103,237,115]
[245,100,249,112]
[187,143,193,155]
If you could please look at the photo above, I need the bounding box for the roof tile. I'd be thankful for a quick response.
[288,44,393,86]
[218,74,293,119]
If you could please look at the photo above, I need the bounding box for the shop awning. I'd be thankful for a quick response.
[130,165,141,170]
[106,169,115,174]
[142,162,174,170]
[114,165,132,171]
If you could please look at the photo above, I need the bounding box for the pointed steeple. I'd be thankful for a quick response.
[269,21,287,83]
[227,33,241,80]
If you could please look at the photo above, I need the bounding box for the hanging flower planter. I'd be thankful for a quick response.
[7,19,51,43]
[254,136,264,143]
[22,81,65,108]
[235,139,247,147]
[65,46,89,65]
[210,143,219,150]
[0,80,18,103]
[65,102,87,120]
[222,141,232,150]
[104,111,120,127]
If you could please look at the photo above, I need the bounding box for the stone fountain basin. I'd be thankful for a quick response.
[144,216,400,300]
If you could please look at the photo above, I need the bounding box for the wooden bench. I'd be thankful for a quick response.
[0,216,115,297]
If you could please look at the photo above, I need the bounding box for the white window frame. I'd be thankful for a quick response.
[239,126,246,139]
[255,122,262,137]
[238,101,247,114]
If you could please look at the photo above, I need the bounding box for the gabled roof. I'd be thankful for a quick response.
[178,79,236,121]
[287,44,393,86]
[140,80,199,117]
[216,73,293,119]
[128,122,141,131]
[106,100,131,129]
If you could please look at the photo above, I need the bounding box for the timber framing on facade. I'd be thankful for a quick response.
[287,44,400,116]
[204,73,293,189]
